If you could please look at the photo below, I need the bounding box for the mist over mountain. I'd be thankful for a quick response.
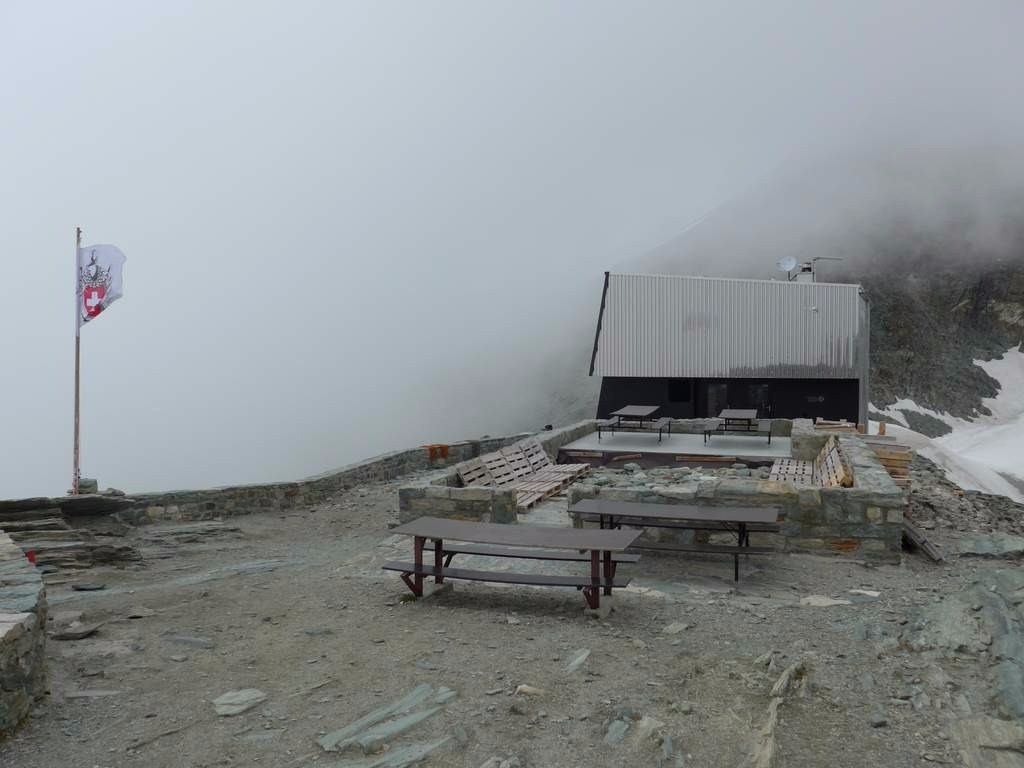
[564,146,1024,430]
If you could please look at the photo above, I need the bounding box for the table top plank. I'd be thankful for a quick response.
[612,405,660,418]
[392,516,640,551]
[719,409,758,420]
[569,498,779,525]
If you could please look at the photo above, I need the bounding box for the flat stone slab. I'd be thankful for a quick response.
[213,688,267,716]
[52,621,104,641]
[959,533,1024,559]
[72,582,107,592]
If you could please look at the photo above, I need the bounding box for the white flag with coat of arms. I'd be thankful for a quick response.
[77,244,126,329]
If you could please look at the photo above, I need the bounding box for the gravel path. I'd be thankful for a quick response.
[0,472,1018,767]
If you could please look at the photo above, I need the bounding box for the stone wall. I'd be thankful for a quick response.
[397,421,599,524]
[0,530,46,738]
[117,433,534,525]
[661,418,794,437]
[790,418,832,460]
[567,432,905,561]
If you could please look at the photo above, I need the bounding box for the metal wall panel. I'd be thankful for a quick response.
[592,273,867,380]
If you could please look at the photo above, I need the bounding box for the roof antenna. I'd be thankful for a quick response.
[777,256,842,282]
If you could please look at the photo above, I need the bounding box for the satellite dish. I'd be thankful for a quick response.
[777,257,798,272]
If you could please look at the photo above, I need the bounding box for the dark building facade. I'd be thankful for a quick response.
[589,273,870,425]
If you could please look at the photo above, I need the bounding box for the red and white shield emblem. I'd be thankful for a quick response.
[83,285,106,318]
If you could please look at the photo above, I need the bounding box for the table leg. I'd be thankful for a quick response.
[602,549,613,596]
[433,537,444,584]
[413,536,425,597]
[586,549,600,610]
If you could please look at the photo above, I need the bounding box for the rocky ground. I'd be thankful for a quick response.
[2,463,1024,768]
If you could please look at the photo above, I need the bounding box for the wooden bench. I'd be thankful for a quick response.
[703,418,773,444]
[573,512,780,536]
[422,540,640,564]
[453,439,590,511]
[520,437,590,481]
[597,416,672,442]
[385,516,640,610]
[768,435,852,488]
[569,499,779,582]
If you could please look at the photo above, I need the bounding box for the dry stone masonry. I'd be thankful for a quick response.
[0,530,46,738]
[397,422,598,524]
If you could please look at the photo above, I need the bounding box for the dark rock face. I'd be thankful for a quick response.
[898,410,952,438]
[852,256,1024,418]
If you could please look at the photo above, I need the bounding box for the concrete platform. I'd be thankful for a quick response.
[560,431,791,461]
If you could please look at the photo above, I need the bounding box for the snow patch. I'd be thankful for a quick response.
[870,346,1024,503]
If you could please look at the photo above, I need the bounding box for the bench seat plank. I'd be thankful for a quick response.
[570,499,779,524]
[382,561,631,589]
[423,541,640,563]
[628,541,774,556]
[574,511,780,534]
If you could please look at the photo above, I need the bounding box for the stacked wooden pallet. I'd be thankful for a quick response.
[455,437,590,510]
[769,435,853,488]
[814,418,860,433]
[861,437,914,491]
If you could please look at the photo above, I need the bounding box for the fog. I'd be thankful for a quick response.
[3,2,1023,497]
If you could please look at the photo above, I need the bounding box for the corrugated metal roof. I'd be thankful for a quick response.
[591,273,868,379]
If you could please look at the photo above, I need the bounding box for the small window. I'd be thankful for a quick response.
[667,379,692,403]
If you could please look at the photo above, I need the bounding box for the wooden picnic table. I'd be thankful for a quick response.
[598,405,672,442]
[568,499,780,581]
[610,404,660,428]
[705,409,772,444]
[384,517,641,610]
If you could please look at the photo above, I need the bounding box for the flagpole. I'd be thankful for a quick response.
[73,226,81,495]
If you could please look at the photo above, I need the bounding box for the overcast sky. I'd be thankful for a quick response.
[3,1,1023,497]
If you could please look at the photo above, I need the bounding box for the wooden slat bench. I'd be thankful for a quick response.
[768,435,852,489]
[520,438,590,481]
[568,499,779,582]
[573,512,780,536]
[452,439,589,512]
[381,563,633,592]
[422,541,641,564]
[385,517,640,610]
[597,416,672,442]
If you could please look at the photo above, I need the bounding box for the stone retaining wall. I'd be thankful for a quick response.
[117,433,534,525]
[660,418,795,437]
[567,432,905,560]
[790,418,834,460]
[0,530,46,738]
[396,421,599,524]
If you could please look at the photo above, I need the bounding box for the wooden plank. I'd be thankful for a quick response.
[382,561,632,589]
[902,520,944,562]
[455,458,492,488]
[570,498,780,524]
[392,516,641,550]
[482,453,517,488]
[422,541,641,563]
[520,438,554,473]
[609,453,643,462]
[675,455,736,463]
[500,446,534,480]
[872,447,914,461]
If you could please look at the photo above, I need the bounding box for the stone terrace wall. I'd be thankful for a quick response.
[0,531,46,738]
[117,433,534,525]
[660,419,794,437]
[568,432,905,561]
[791,418,831,460]
[397,421,599,524]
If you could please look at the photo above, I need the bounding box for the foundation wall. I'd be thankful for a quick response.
[0,531,46,738]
